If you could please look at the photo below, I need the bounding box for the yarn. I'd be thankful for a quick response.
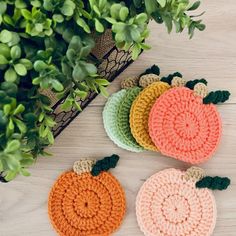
[171,76,187,87]
[194,82,208,98]
[103,89,143,152]
[161,72,182,85]
[196,176,231,190]
[139,74,160,88]
[136,168,217,236]
[140,64,160,77]
[48,171,126,236]
[121,76,139,89]
[149,87,222,164]
[91,154,120,176]
[184,166,205,181]
[73,159,96,175]
[130,82,170,151]
[185,78,208,89]
[203,90,230,104]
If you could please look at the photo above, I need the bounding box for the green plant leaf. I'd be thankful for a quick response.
[188,1,201,11]
[21,9,32,20]
[0,30,12,43]
[13,104,25,115]
[0,43,11,58]
[5,140,21,153]
[5,67,17,82]
[51,80,64,92]
[119,7,129,21]
[95,18,104,33]
[14,64,27,76]
[10,45,22,60]
[0,2,7,14]
[0,54,8,65]
[4,170,18,181]
[157,0,166,8]
[19,59,33,70]
[15,0,27,9]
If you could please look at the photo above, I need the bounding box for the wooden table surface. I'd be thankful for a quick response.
[1,1,236,235]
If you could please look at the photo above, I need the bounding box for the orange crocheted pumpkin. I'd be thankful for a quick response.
[48,155,126,236]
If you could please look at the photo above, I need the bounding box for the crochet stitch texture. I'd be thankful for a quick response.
[130,81,170,151]
[48,171,126,236]
[149,87,222,164]
[136,168,217,236]
[103,88,143,152]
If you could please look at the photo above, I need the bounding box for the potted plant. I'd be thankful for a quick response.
[0,0,205,181]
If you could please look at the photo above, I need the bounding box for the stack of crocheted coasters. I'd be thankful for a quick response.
[103,65,230,164]
[136,167,230,236]
[48,155,126,236]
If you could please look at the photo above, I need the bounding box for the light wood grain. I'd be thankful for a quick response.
[1,1,236,235]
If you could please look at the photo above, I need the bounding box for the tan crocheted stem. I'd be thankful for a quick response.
[194,82,208,98]
[139,74,160,88]
[184,166,206,182]
[73,159,96,175]
[171,76,187,87]
[121,76,139,89]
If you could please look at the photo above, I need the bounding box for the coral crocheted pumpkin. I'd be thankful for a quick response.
[149,87,222,164]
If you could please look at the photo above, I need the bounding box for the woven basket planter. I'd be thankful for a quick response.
[50,31,134,137]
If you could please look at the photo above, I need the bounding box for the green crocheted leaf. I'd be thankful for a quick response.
[117,87,144,150]
[91,154,119,176]
[203,90,230,104]
[196,176,231,190]
[161,72,182,85]
[140,64,160,77]
[185,78,208,89]
[103,89,144,152]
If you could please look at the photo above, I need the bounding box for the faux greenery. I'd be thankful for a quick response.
[0,0,205,181]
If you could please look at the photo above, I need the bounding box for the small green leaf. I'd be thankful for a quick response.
[53,14,64,23]
[5,67,18,82]
[14,64,27,76]
[13,104,25,115]
[10,45,21,60]
[20,168,31,176]
[188,1,201,11]
[14,118,27,133]
[4,170,18,181]
[21,9,32,20]
[3,104,11,115]
[0,2,7,14]
[19,59,32,70]
[5,140,21,153]
[52,80,64,92]
[157,0,166,8]
[119,7,129,21]
[0,30,12,43]
[95,18,104,33]
[34,60,48,71]
[0,54,8,65]
[15,0,27,9]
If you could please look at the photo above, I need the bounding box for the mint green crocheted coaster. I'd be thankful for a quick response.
[117,87,144,151]
[103,89,144,152]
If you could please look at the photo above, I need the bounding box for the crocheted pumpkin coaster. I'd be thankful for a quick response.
[136,168,230,236]
[130,82,170,151]
[48,155,126,236]
[103,88,144,152]
[149,87,222,164]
